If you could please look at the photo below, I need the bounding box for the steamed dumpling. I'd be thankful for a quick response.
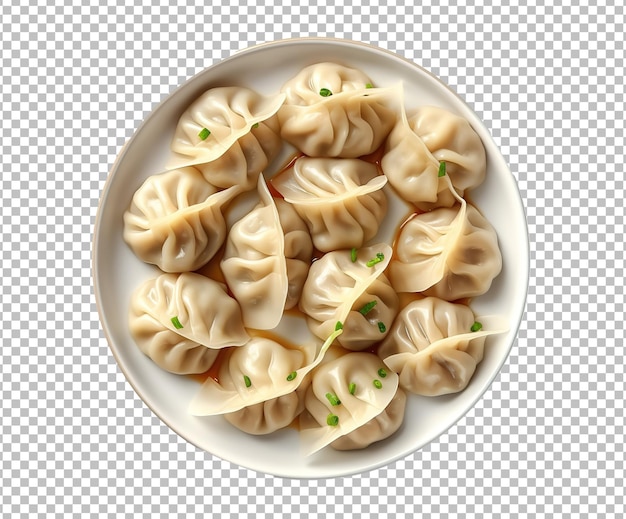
[301,386,407,451]
[189,328,343,416]
[270,157,388,252]
[381,106,486,210]
[166,86,285,183]
[299,244,398,351]
[123,168,239,272]
[299,352,400,456]
[221,176,313,330]
[131,272,249,350]
[224,380,310,435]
[278,62,398,157]
[389,197,502,300]
[378,297,507,395]
[129,297,219,375]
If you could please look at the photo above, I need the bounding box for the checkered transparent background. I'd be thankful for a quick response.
[2,1,624,517]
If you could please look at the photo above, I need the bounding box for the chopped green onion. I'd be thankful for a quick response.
[286,371,297,381]
[378,322,387,333]
[373,379,383,389]
[335,321,343,331]
[198,127,211,140]
[365,83,374,89]
[348,382,356,395]
[378,368,387,378]
[366,252,385,267]
[325,393,341,406]
[350,247,358,262]
[358,300,377,316]
[471,321,483,332]
[327,413,339,426]
[170,316,183,329]
[243,375,252,388]
[319,88,332,97]
[252,122,259,129]
[438,161,446,177]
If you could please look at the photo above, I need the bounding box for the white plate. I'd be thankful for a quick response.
[93,38,529,479]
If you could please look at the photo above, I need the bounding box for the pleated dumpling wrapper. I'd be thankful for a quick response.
[278,62,400,157]
[381,105,486,210]
[299,243,398,351]
[221,175,312,330]
[299,352,400,456]
[271,157,388,252]
[389,182,502,301]
[123,168,239,272]
[167,86,285,190]
[188,328,343,416]
[130,272,249,350]
[378,297,508,396]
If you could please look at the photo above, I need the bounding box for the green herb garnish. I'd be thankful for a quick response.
[252,122,259,129]
[366,252,385,267]
[358,300,377,316]
[319,88,333,97]
[170,316,183,329]
[335,321,343,331]
[378,368,387,378]
[365,83,374,89]
[378,322,387,333]
[350,247,358,262]
[286,371,297,381]
[438,161,446,177]
[325,393,341,406]
[471,321,483,332]
[243,375,252,388]
[348,382,356,395]
[327,414,339,426]
[198,127,211,140]
[373,379,383,389]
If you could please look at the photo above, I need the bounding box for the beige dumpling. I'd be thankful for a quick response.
[299,352,400,456]
[130,272,249,350]
[278,62,398,157]
[221,176,313,330]
[299,244,398,351]
[389,197,502,301]
[189,329,343,417]
[167,86,285,189]
[224,380,310,435]
[128,299,219,375]
[378,298,507,396]
[123,168,239,272]
[381,106,486,210]
[271,157,388,252]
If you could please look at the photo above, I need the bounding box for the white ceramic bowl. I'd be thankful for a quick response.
[93,38,529,479]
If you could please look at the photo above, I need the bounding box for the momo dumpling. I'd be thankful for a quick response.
[271,157,388,252]
[224,380,310,435]
[278,62,399,157]
[381,106,486,210]
[378,297,508,396]
[130,272,249,350]
[221,176,313,330]
[123,168,239,272]
[299,244,399,351]
[389,197,502,300]
[189,328,342,416]
[129,295,219,375]
[193,118,283,191]
[166,86,285,181]
[299,352,400,456]
[301,386,407,451]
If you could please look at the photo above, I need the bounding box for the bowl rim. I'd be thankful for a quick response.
[92,36,530,479]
